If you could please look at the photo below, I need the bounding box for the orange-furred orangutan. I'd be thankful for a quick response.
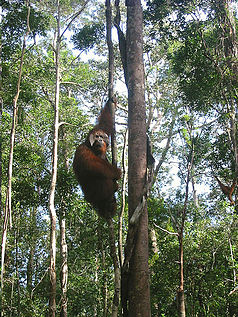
[214,175,236,205]
[73,100,121,219]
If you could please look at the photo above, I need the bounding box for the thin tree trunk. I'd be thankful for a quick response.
[60,209,68,317]
[178,231,185,317]
[59,127,68,317]
[177,137,194,317]
[191,176,199,208]
[154,118,175,176]
[126,1,151,316]
[106,0,114,102]
[119,130,128,267]
[0,8,2,216]
[48,4,88,315]
[27,208,37,293]
[214,0,238,208]
[107,219,121,317]
[220,0,238,209]
[97,223,108,317]
[0,2,31,311]
[48,2,60,316]
[228,234,237,288]
[149,227,159,315]
[15,220,21,316]
[102,254,108,316]
[27,243,35,291]
[105,2,120,315]
[150,228,159,254]
[9,274,14,317]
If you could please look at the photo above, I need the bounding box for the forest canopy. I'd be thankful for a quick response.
[0,0,238,316]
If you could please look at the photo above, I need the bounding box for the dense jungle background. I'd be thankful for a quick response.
[0,0,238,316]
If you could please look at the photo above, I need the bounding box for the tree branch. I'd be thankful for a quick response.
[154,223,179,236]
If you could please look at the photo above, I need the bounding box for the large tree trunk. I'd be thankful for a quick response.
[126,1,151,316]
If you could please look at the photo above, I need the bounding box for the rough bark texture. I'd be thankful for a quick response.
[126,1,151,316]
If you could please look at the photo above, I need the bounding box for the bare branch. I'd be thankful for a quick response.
[154,223,179,236]
[60,1,90,40]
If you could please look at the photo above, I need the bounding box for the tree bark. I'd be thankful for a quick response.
[219,0,238,209]
[105,3,121,315]
[0,12,2,217]
[228,234,237,288]
[212,0,238,208]
[150,228,159,254]
[0,2,31,311]
[176,136,194,317]
[48,2,60,316]
[119,130,128,267]
[97,223,108,317]
[126,1,151,316]
[106,0,117,164]
[60,209,68,317]
[177,231,185,317]
[107,218,121,317]
[27,208,37,294]
[59,128,69,317]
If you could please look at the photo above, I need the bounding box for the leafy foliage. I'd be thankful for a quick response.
[72,22,105,51]
[1,0,238,316]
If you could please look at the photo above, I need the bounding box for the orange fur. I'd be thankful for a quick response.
[73,100,121,218]
[214,175,237,205]
[93,100,114,136]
